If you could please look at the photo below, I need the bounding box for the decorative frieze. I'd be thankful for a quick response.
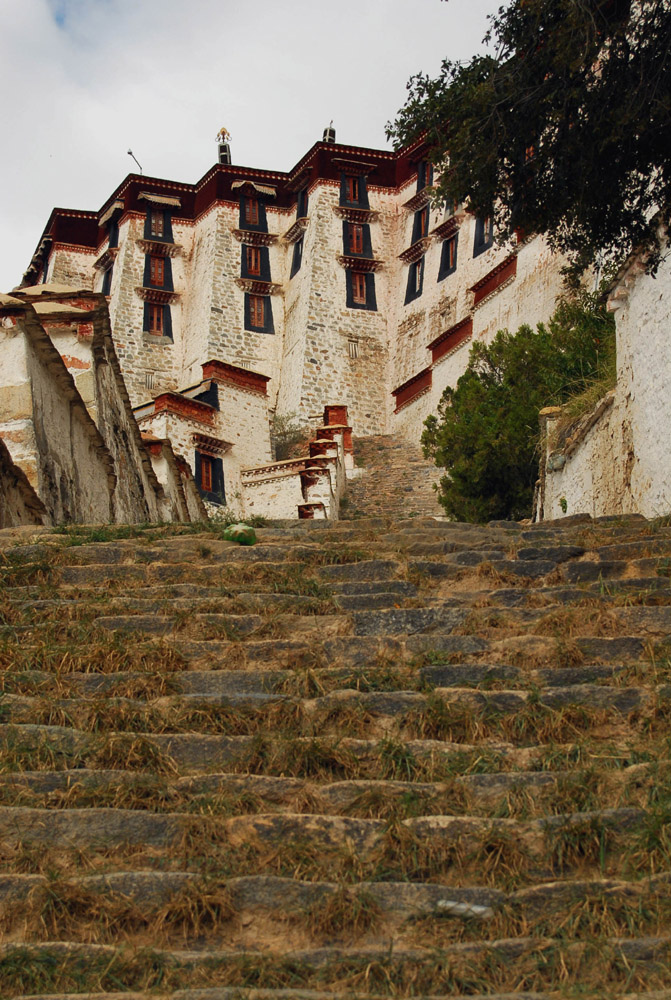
[336,255,384,272]
[402,188,432,212]
[230,229,278,247]
[282,218,310,243]
[135,287,180,305]
[136,239,182,257]
[398,237,432,264]
[234,278,282,295]
[93,248,119,271]
[333,206,380,224]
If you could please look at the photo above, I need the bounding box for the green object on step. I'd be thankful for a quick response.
[222,523,257,546]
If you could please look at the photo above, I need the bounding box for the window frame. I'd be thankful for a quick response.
[349,224,364,254]
[249,294,265,327]
[148,304,163,334]
[149,256,165,286]
[352,271,367,305]
[246,246,261,276]
[346,176,359,203]
[200,454,213,493]
[245,197,259,226]
[150,211,164,238]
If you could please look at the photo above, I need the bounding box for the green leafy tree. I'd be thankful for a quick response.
[421,296,615,521]
[388,0,671,278]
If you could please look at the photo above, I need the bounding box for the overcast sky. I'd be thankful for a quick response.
[0,0,502,291]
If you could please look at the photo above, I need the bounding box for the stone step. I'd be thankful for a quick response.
[2,937,670,997]
[0,762,659,817]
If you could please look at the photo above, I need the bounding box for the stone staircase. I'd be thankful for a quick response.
[2,512,671,998]
[342,435,444,520]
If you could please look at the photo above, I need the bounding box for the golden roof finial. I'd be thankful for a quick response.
[216,127,232,144]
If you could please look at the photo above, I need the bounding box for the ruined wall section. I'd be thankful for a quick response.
[0,298,115,524]
[0,437,48,528]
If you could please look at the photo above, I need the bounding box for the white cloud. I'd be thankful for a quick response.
[0,0,502,289]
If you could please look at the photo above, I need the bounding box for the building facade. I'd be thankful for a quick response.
[22,129,566,509]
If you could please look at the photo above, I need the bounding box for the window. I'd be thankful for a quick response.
[438,232,459,281]
[349,224,363,254]
[473,216,494,257]
[352,272,366,305]
[249,295,265,327]
[412,206,430,244]
[246,246,261,276]
[200,455,213,493]
[419,211,428,237]
[297,188,309,217]
[417,161,434,191]
[150,211,164,238]
[348,339,359,359]
[148,304,163,334]
[404,257,424,304]
[145,372,154,391]
[346,176,359,203]
[101,266,113,296]
[245,198,259,225]
[149,256,164,286]
[290,238,303,277]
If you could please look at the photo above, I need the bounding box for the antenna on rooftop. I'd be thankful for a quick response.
[127,149,143,174]
[323,121,336,144]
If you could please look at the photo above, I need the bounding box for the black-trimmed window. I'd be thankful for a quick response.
[349,224,363,254]
[345,271,377,311]
[101,266,113,296]
[195,451,225,504]
[150,256,164,286]
[144,208,173,243]
[144,254,173,290]
[245,293,274,333]
[417,160,433,191]
[297,187,309,217]
[108,220,119,249]
[340,173,369,209]
[405,257,425,304]
[411,206,430,244]
[246,246,261,276]
[240,245,271,281]
[473,217,494,257]
[438,233,459,281]
[239,195,268,233]
[143,303,173,339]
[290,239,303,277]
[342,221,372,258]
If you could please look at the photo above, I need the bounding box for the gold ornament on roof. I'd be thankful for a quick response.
[216,127,232,144]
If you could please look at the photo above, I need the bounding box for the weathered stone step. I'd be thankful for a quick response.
[2,936,669,996]
[3,721,653,781]
[0,762,658,817]
[4,679,655,739]
[0,802,645,864]
[7,994,553,1000]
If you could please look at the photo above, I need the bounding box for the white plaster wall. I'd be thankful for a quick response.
[540,241,671,521]
[243,471,304,519]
